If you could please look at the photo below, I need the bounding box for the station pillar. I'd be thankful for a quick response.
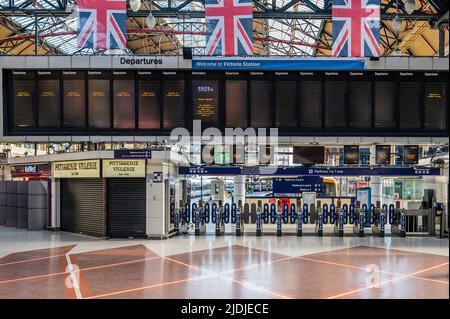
[234,175,245,205]
[146,162,177,239]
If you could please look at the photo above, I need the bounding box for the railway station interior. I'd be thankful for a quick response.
[0,0,449,304]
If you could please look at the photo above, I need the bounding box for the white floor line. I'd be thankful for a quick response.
[65,254,83,299]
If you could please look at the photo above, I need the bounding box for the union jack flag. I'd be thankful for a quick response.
[205,0,253,56]
[77,0,127,50]
[332,0,380,57]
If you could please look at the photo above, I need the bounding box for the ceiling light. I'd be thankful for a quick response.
[404,0,415,15]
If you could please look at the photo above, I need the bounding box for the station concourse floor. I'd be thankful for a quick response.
[0,226,448,299]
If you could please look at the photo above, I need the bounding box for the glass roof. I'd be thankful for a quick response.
[0,0,325,55]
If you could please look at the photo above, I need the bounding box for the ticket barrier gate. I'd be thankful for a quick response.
[352,202,365,237]
[372,202,387,237]
[215,201,225,236]
[256,206,262,236]
[194,202,207,236]
[391,202,406,237]
[332,202,344,237]
[178,199,410,238]
[315,201,323,237]
[236,200,243,236]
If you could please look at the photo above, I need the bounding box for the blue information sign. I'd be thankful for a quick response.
[273,177,323,196]
[114,149,152,159]
[179,166,440,176]
[192,58,366,70]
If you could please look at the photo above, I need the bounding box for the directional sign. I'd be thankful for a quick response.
[114,149,152,159]
[273,177,323,197]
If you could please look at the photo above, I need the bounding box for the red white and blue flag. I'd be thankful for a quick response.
[332,0,380,57]
[205,0,253,56]
[77,0,127,50]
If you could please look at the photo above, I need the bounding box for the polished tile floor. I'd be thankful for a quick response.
[0,226,448,299]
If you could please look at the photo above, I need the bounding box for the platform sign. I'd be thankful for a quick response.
[179,166,440,176]
[102,160,146,178]
[114,149,152,159]
[273,177,323,197]
[53,160,100,178]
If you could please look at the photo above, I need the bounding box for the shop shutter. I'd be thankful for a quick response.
[61,179,106,237]
[108,178,146,238]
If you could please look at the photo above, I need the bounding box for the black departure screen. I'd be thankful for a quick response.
[163,80,185,128]
[300,80,322,128]
[226,80,247,128]
[88,79,110,128]
[38,78,60,127]
[113,79,135,129]
[376,145,391,165]
[192,80,219,125]
[403,145,419,164]
[251,80,272,128]
[344,145,359,165]
[424,82,447,130]
[12,73,35,128]
[349,81,371,128]
[293,146,325,165]
[276,80,297,127]
[63,72,85,127]
[375,81,396,128]
[138,80,160,129]
[325,80,346,128]
[399,81,420,128]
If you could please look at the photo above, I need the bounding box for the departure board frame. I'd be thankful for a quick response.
[2,69,449,137]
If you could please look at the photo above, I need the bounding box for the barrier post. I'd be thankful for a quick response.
[236,200,242,236]
[277,206,282,236]
[400,209,406,237]
[256,206,262,236]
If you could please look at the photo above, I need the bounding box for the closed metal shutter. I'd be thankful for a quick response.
[61,179,106,237]
[108,178,146,238]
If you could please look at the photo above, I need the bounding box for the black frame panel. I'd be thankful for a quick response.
[3,69,449,137]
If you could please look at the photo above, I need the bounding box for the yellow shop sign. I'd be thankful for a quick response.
[102,160,146,178]
[53,160,100,178]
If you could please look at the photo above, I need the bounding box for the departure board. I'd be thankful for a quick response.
[38,78,60,127]
[138,80,160,129]
[113,79,135,129]
[275,80,297,127]
[63,72,85,127]
[250,80,272,128]
[399,81,421,128]
[376,145,391,165]
[192,80,219,125]
[344,145,359,165]
[88,79,110,128]
[325,80,346,128]
[226,80,247,128]
[349,81,371,128]
[300,80,322,128]
[403,145,419,165]
[375,81,396,128]
[424,81,446,130]
[163,80,185,128]
[12,72,35,128]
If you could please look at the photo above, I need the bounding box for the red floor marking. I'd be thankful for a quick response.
[163,256,292,299]
[295,255,449,286]
[0,253,68,267]
[324,261,449,299]
[0,255,162,285]
[85,275,209,299]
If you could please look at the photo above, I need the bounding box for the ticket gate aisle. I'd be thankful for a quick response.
[174,199,413,238]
